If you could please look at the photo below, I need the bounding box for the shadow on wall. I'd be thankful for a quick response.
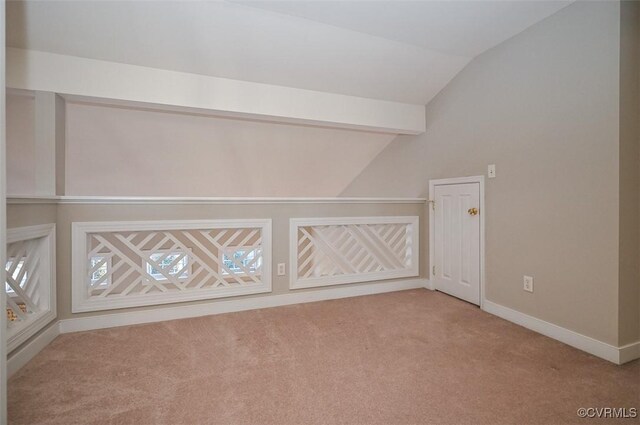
[5,96,397,198]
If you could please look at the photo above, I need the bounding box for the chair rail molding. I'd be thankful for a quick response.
[7,196,427,205]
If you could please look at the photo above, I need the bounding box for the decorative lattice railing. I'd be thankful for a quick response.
[5,224,57,351]
[72,219,272,312]
[289,216,419,289]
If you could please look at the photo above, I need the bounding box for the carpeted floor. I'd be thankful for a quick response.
[8,289,639,425]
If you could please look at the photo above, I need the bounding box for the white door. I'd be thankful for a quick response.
[432,182,481,305]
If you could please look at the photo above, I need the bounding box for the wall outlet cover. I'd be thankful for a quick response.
[523,275,534,293]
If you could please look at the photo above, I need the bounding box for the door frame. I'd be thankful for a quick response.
[428,175,485,309]
[1,1,8,421]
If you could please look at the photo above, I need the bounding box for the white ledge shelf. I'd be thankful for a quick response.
[7,196,427,205]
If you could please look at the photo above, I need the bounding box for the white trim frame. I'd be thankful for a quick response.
[72,219,272,312]
[428,176,486,308]
[1,8,7,418]
[5,224,57,352]
[289,216,420,290]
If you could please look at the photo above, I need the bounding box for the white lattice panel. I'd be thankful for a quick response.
[72,219,272,312]
[290,216,419,289]
[5,224,57,351]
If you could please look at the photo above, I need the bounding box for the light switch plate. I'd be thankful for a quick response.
[488,164,496,178]
[277,263,286,276]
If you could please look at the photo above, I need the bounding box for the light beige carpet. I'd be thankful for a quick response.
[8,289,639,425]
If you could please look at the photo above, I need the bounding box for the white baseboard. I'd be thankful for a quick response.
[7,322,60,378]
[6,279,427,377]
[14,283,634,378]
[483,300,639,365]
[423,279,434,290]
[619,341,640,364]
[59,278,428,334]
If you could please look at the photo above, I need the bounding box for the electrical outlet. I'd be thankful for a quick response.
[277,263,286,276]
[488,164,496,178]
[523,275,534,293]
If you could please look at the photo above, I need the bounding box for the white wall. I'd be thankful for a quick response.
[342,1,623,345]
[64,101,395,197]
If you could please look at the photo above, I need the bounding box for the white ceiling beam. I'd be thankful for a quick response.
[7,48,425,135]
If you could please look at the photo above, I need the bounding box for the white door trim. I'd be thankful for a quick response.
[1,2,8,421]
[428,176,485,309]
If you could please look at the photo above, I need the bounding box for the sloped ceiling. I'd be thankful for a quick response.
[236,1,574,57]
[5,1,575,197]
[7,0,572,105]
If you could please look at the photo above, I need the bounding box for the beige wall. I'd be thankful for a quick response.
[6,92,35,195]
[64,102,395,197]
[5,95,397,197]
[343,1,623,345]
[618,0,640,345]
[6,203,57,229]
[7,201,426,323]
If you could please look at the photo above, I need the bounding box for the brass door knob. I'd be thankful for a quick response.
[468,207,478,216]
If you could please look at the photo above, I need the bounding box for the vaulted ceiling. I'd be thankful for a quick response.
[7,0,573,105]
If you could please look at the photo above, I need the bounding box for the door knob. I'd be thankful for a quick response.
[468,207,478,216]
